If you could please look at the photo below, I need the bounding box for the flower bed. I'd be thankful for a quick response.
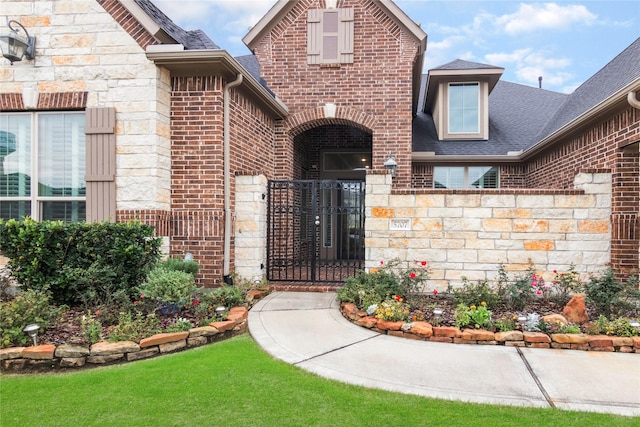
[341,302,640,353]
[0,306,251,373]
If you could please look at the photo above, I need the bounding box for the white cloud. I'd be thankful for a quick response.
[496,3,598,34]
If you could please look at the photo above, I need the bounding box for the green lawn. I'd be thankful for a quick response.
[1,335,636,426]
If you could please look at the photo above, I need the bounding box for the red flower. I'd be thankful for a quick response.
[421,261,427,266]
[433,289,438,296]
[409,272,416,279]
[553,269,557,273]
[140,294,145,299]
[94,310,101,316]
[193,299,200,306]
[394,295,402,301]
[380,260,384,265]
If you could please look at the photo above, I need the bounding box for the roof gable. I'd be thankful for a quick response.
[243,0,426,51]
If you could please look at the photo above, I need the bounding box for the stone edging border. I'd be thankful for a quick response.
[341,303,640,353]
[0,306,250,374]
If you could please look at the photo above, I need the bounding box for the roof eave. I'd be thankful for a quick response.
[145,47,289,119]
[412,152,523,163]
[120,0,176,44]
[243,0,296,51]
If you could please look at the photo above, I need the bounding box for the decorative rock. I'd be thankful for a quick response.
[460,329,495,341]
[3,359,26,370]
[550,333,590,344]
[188,326,220,337]
[571,343,589,351]
[523,332,551,343]
[408,321,433,338]
[246,290,267,303]
[228,307,248,323]
[528,342,550,349]
[87,353,124,364]
[505,341,525,347]
[0,347,25,360]
[433,326,461,338]
[376,320,404,331]
[91,341,140,355]
[355,316,378,328]
[495,330,524,342]
[209,320,236,332]
[60,357,86,368]
[22,344,56,360]
[590,346,614,352]
[541,314,568,328]
[611,337,634,347]
[588,335,613,347]
[342,303,360,320]
[159,340,186,353]
[126,348,159,361]
[188,336,208,347]
[562,294,589,324]
[429,336,453,343]
[139,332,188,349]
[55,344,90,358]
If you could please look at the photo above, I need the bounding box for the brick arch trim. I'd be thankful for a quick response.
[287,106,377,137]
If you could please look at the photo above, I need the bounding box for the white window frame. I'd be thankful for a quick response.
[433,166,499,189]
[447,82,480,135]
[0,111,86,221]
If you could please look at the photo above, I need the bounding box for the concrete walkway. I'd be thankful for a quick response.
[248,291,640,417]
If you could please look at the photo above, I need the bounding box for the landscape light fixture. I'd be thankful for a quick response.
[23,323,40,346]
[432,308,443,325]
[0,20,36,64]
[383,156,397,177]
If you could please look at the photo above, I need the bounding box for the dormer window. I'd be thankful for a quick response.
[307,9,354,65]
[448,83,479,134]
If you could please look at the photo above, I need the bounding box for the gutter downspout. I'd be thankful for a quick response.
[628,91,640,109]
[223,73,243,285]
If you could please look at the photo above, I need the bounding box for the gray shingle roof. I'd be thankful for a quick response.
[537,37,640,140]
[413,80,568,155]
[415,37,640,156]
[135,0,219,50]
[432,59,502,71]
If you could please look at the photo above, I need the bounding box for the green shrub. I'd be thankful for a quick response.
[549,265,582,306]
[494,316,517,332]
[454,302,492,329]
[108,312,160,342]
[0,218,162,305]
[586,315,639,337]
[338,259,429,310]
[80,313,103,345]
[583,269,639,318]
[495,264,537,310]
[0,289,63,348]
[193,286,245,324]
[158,257,200,276]
[138,268,197,306]
[452,279,500,308]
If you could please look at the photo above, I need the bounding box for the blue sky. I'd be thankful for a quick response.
[154,0,640,93]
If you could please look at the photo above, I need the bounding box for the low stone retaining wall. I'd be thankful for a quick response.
[0,307,249,373]
[341,303,640,353]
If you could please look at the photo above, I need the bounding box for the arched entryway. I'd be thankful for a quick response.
[267,122,372,284]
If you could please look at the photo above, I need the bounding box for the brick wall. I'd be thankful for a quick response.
[252,0,421,187]
[169,76,278,286]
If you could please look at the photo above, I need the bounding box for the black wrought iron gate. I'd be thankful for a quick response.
[267,180,365,283]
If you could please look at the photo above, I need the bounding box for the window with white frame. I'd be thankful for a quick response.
[448,83,479,134]
[0,112,86,221]
[433,166,498,189]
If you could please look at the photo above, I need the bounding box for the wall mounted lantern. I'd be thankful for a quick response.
[383,156,397,177]
[0,20,36,65]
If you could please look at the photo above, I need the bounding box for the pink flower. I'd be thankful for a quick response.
[433,289,438,296]
[140,294,145,299]
[380,260,384,265]
[536,289,542,295]
[518,290,523,294]
[95,310,101,316]
[409,272,416,279]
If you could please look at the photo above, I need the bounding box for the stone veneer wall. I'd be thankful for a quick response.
[0,0,171,212]
[365,171,612,289]
[234,174,269,282]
